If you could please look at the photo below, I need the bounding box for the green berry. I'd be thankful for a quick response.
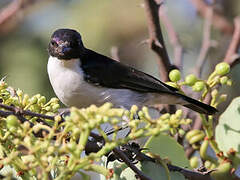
[192,81,205,92]
[169,69,181,82]
[6,115,19,129]
[175,109,183,118]
[45,106,51,111]
[16,89,23,97]
[50,97,59,104]
[30,97,38,104]
[52,104,60,112]
[190,156,199,168]
[38,96,46,104]
[178,129,185,136]
[220,76,228,84]
[185,74,197,86]
[215,62,230,75]
[204,160,212,169]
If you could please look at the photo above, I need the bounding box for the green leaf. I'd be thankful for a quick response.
[216,97,240,165]
[144,134,190,168]
[101,157,186,180]
[120,161,170,180]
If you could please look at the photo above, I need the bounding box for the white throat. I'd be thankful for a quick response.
[47,56,148,109]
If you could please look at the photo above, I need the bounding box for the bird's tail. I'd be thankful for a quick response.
[177,93,217,115]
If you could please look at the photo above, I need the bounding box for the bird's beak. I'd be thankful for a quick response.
[56,44,71,55]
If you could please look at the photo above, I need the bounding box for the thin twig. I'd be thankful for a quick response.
[0,103,55,120]
[195,7,213,77]
[159,5,183,69]
[0,0,23,26]
[143,0,172,81]
[224,16,240,66]
[113,148,152,180]
[189,7,213,137]
[189,0,233,35]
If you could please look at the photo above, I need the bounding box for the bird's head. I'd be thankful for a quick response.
[48,29,85,60]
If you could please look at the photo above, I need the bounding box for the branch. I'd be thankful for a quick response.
[189,0,233,35]
[0,0,23,26]
[0,103,55,120]
[224,16,240,67]
[159,6,183,69]
[195,7,213,77]
[143,0,172,81]
[0,0,42,32]
[112,148,152,180]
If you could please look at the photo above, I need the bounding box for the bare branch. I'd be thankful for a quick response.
[143,0,172,81]
[113,148,152,180]
[0,0,23,26]
[159,6,183,69]
[189,0,233,35]
[0,103,55,120]
[224,16,240,67]
[0,0,41,32]
[195,7,213,77]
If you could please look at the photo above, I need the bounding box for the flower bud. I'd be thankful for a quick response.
[185,74,197,86]
[220,76,228,85]
[192,81,205,92]
[215,62,230,75]
[6,115,19,129]
[190,156,199,168]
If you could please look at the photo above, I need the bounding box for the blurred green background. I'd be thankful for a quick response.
[0,0,240,111]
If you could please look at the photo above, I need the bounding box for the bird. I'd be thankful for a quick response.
[47,28,217,115]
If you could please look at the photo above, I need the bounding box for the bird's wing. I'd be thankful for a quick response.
[81,49,177,93]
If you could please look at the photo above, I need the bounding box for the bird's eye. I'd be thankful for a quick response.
[51,41,58,47]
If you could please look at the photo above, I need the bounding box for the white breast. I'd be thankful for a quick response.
[47,56,147,108]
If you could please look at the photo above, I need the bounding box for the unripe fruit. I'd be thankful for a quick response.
[215,62,230,75]
[189,133,205,144]
[186,129,202,141]
[29,97,38,104]
[185,74,197,86]
[52,104,60,112]
[169,69,181,82]
[6,115,19,128]
[178,129,185,136]
[50,97,59,104]
[190,156,199,168]
[175,109,183,117]
[220,76,228,85]
[38,96,46,104]
[200,140,209,159]
[204,160,212,169]
[192,81,205,92]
